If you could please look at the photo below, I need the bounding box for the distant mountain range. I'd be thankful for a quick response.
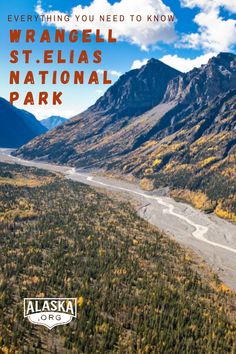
[0,98,47,148]
[41,116,67,130]
[15,52,236,221]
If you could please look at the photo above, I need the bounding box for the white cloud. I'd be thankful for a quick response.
[35,0,176,50]
[130,53,216,73]
[159,52,217,72]
[131,58,149,69]
[97,69,122,77]
[109,70,122,78]
[179,0,236,52]
[96,89,104,95]
[181,0,236,12]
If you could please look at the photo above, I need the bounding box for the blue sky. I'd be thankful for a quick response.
[0,0,235,119]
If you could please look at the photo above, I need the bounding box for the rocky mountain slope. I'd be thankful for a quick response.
[0,98,47,148]
[15,59,181,162]
[15,53,236,220]
[41,115,67,130]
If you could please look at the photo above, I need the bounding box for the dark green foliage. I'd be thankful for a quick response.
[0,163,236,353]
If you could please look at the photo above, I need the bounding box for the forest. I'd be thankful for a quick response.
[0,162,236,353]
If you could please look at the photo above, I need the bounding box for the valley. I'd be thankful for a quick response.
[0,158,236,353]
[1,54,235,351]
[1,3,235,350]
[15,53,236,222]
[1,148,236,292]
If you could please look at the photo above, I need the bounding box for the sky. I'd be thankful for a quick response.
[0,0,235,119]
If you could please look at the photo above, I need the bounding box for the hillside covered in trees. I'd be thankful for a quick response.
[0,162,236,353]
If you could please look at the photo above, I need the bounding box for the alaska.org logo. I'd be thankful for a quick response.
[24,298,77,330]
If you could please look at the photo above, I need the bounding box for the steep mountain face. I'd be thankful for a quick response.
[15,53,236,220]
[93,59,181,117]
[15,59,181,162]
[0,98,47,148]
[163,52,236,104]
[41,116,67,130]
[112,89,236,218]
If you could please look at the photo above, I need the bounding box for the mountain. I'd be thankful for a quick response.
[93,58,181,117]
[15,53,236,220]
[15,59,181,161]
[0,98,47,148]
[41,116,68,130]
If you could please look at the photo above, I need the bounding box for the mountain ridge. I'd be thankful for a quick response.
[41,116,68,130]
[0,98,47,148]
[15,52,236,220]
[91,58,182,117]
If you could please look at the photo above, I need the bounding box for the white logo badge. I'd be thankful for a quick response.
[24,298,77,330]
